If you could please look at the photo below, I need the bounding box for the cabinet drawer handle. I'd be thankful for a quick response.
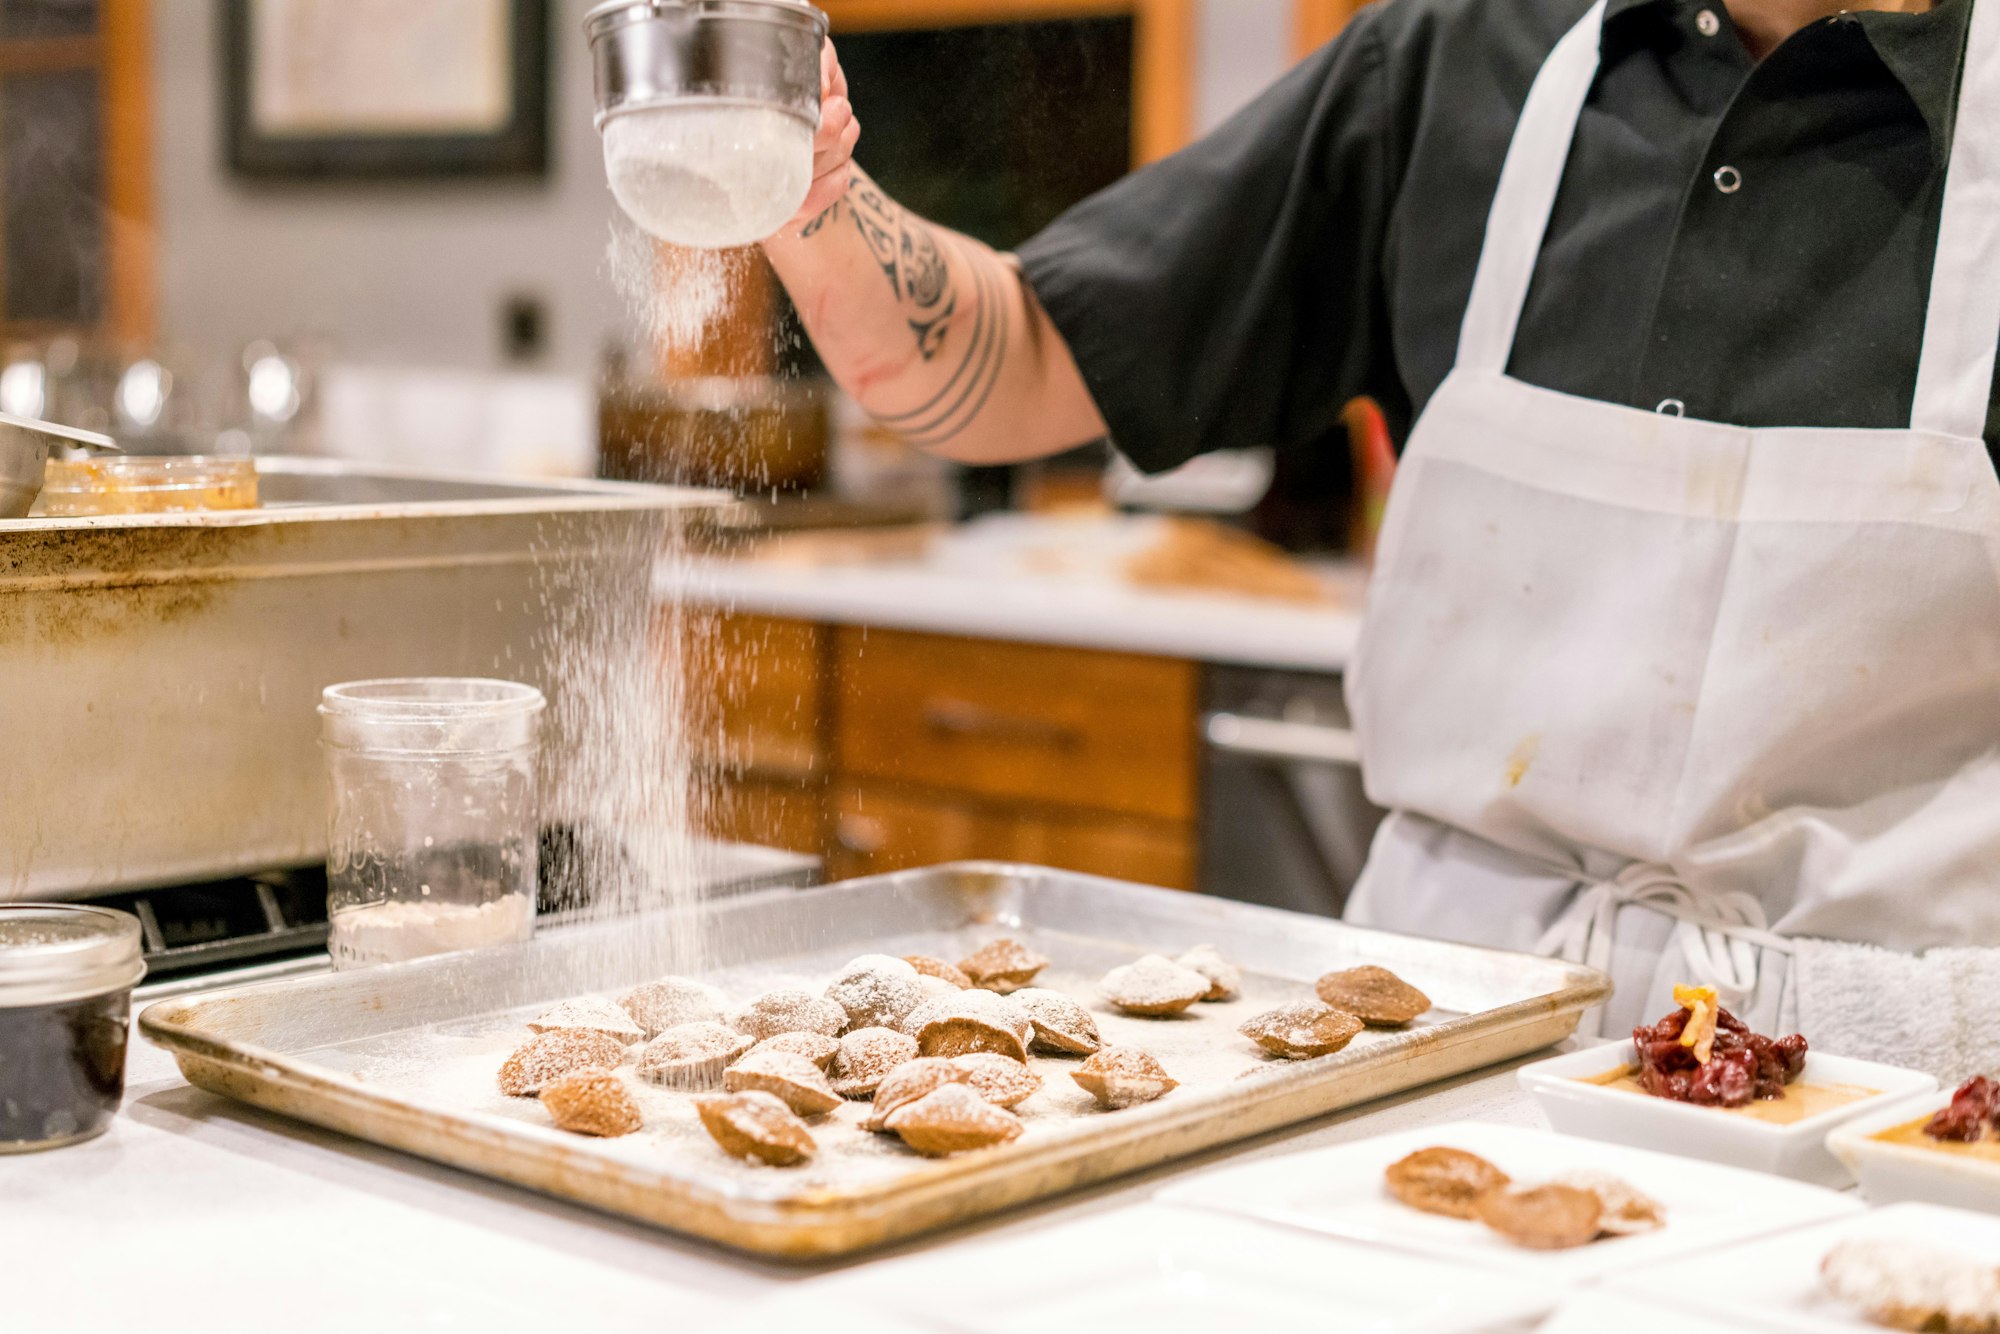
[921,699,1082,750]
[1203,712,1360,766]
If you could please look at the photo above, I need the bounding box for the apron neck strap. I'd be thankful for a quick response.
[1459,0,2000,441]
[1913,0,2000,440]
[1455,0,1608,376]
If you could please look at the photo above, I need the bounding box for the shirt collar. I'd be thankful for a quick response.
[1851,0,1972,153]
[1602,0,1671,21]
[1599,0,1971,158]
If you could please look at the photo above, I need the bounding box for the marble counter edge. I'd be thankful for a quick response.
[654,560,1360,673]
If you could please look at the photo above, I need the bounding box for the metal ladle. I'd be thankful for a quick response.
[0,412,118,519]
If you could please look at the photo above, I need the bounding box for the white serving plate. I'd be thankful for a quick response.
[1825,1086,2000,1213]
[714,1205,1562,1334]
[1607,1202,2000,1333]
[1535,1291,1790,1334]
[1155,1121,1860,1283]
[1517,1042,1935,1186]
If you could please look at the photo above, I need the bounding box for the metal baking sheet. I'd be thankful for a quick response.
[139,862,1610,1259]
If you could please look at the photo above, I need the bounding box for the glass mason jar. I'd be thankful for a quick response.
[0,904,146,1152]
[319,679,545,970]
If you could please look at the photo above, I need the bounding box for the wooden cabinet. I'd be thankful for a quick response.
[689,612,826,776]
[829,783,1194,888]
[835,627,1197,822]
[696,615,1202,888]
[687,611,829,858]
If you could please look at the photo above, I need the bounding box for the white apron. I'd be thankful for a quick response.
[1345,0,2000,1051]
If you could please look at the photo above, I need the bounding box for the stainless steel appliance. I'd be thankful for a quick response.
[1200,664,1384,916]
[0,456,720,900]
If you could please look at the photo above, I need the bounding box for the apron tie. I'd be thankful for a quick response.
[1532,861,1794,1038]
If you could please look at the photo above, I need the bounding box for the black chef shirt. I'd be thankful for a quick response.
[1014,0,1991,474]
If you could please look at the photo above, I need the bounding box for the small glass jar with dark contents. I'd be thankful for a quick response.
[0,905,146,1152]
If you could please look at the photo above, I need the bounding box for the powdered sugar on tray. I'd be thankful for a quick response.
[305,928,1445,1199]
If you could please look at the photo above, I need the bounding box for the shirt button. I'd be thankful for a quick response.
[1713,165,1742,194]
[1696,8,1720,34]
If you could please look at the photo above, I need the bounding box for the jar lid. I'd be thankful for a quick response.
[0,905,146,1007]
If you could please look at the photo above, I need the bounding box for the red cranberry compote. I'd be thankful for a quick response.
[1631,1005,1808,1108]
[1925,1076,2000,1142]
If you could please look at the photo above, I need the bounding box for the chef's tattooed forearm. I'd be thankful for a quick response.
[872,236,1009,446]
[836,172,962,363]
[799,198,843,237]
[797,169,1007,444]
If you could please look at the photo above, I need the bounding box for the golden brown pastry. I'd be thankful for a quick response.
[618,976,727,1038]
[828,1026,920,1098]
[527,998,645,1046]
[538,1068,643,1138]
[1176,944,1242,1002]
[1101,955,1214,1017]
[634,1021,754,1090]
[695,1090,817,1166]
[1820,1238,2000,1332]
[723,1050,843,1117]
[1071,1047,1178,1110]
[742,1031,839,1072]
[1239,1001,1365,1058]
[1314,966,1432,1027]
[823,954,925,1032]
[730,988,846,1041]
[1012,987,1103,1056]
[904,954,973,989]
[864,1057,973,1132]
[1551,1170,1665,1236]
[1474,1184,1603,1250]
[498,1029,629,1097]
[1382,1147,1511,1220]
[951,1052,1042,1108]
[910,990,1033,1062]
[957,938,1049,993]
[884,1083,1025,1156]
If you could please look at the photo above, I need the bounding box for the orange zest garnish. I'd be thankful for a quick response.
[1673,984,1719,1065]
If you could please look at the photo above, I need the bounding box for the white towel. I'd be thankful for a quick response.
[1793,937,2000,1086]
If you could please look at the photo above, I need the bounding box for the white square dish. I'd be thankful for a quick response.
[1517,1042,1936,1186]
[716,1205,1564,1334]
[1825,1086,2000,1213]
[1537,1291,1792,1334]
[1154,1121,1860,1283]
[1607,1202,2000,1333]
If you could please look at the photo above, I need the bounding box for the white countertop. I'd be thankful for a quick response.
[659,517,1364,673]
[3,1004,1555,1333]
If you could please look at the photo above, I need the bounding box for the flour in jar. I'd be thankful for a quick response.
[602,105,812,250]
[328,896,533,968]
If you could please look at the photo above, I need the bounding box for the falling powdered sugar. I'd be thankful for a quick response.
[606,218,742,356]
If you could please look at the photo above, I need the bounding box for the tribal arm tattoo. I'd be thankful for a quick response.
[846,173,959,361]
[798,170,1008,447]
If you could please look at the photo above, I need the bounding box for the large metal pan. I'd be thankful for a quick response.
[0,456,722,898]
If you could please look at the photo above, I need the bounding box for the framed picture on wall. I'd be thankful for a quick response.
[223,0,550,178]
